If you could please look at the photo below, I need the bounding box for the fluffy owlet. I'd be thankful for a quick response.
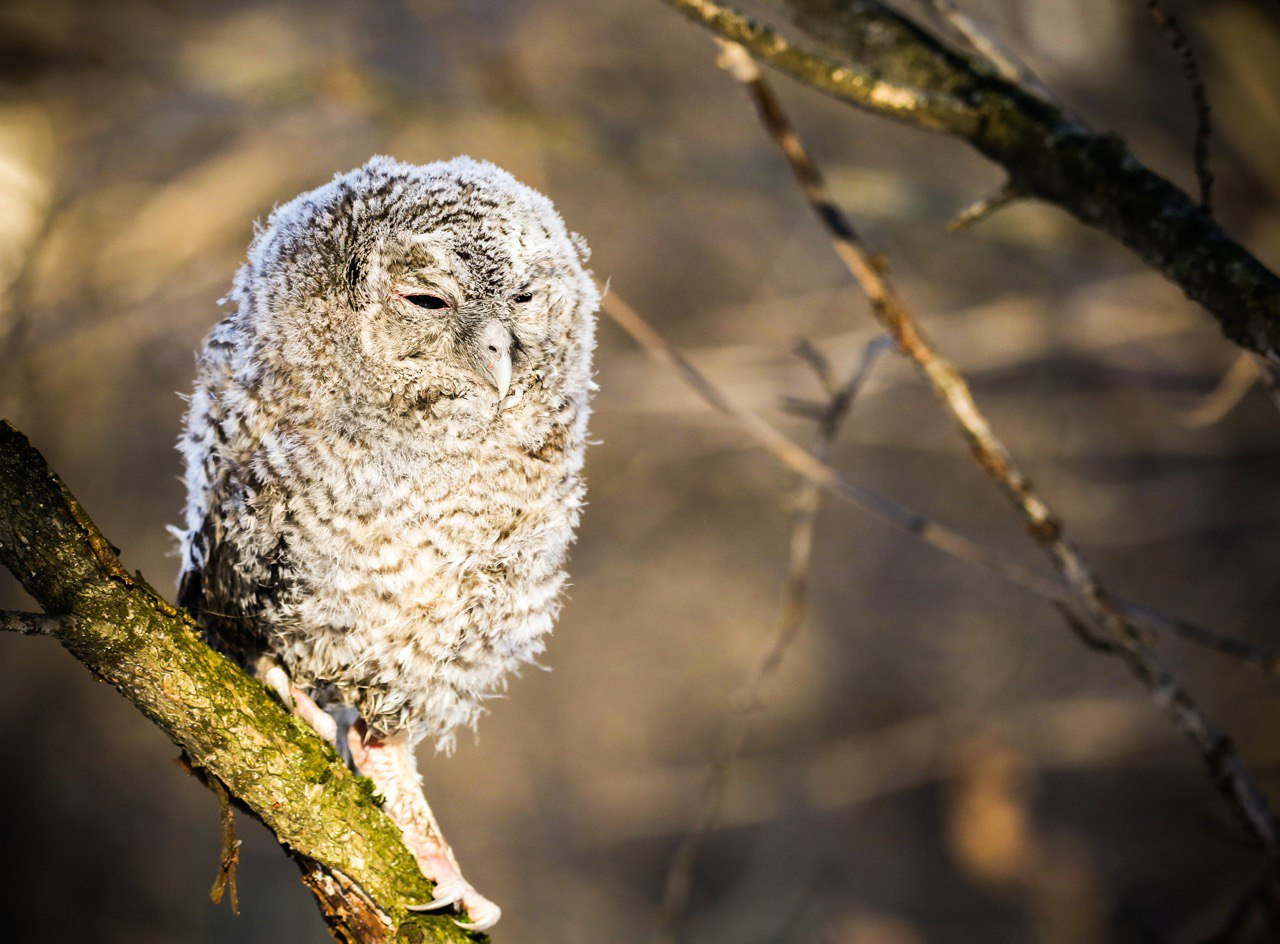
[176,155,598,930]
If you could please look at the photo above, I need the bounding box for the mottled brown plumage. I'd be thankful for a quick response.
[176,156,598,929]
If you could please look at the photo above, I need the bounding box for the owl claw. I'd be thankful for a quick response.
[406,879,500,931]
[453,889,502,932]
[290,684,338,744]
[263,665,294,708]
[406,877,466,911]
[261,663,338,744]
[351,729,503,930]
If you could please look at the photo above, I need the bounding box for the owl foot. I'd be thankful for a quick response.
[263,664,293,706]
[347,724,502,932]
[407,877,502,931]
[263,664,338,744]
[290,683,338,744]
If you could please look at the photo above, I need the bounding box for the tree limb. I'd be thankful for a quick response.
[713,36,1280,852]
[0,610,66,636]
[653,336,890,941]
[657,0,1280,361]
[599,289,1280,677]
[0,421,486,944]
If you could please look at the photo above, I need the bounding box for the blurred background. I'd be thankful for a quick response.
[2,0,1280,941]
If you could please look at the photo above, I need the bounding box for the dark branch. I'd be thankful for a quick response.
[658,0,1280,360]
[1144,0,1214,212]
[0,610,66,636]
[713,36,1280,853]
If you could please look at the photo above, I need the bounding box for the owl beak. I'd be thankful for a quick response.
[474,320,513,401]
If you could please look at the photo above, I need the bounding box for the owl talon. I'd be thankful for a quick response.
[453,889,502,932]
[348,729,503,930]
[406,898,456,912]
[406,877,466,911]
[291,685,338,744]
[261,663,338,744]
[263,665,294,708]
[407,879,499,931]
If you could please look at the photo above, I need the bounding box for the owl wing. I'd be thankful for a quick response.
[177,316,272,665]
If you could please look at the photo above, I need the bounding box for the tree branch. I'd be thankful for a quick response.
[712,37,1280,851]
[922,0,1060,105]
[599,289,1280,677]
[657,0,1280,360]
[0,421,487,943]
[653,336,890,940]
[0,610,66,636]
[1143,0,1214,212]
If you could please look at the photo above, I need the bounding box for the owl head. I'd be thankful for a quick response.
[229,155,597,415]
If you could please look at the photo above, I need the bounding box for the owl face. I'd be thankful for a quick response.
[240,156,596,415]
[364,226,576,408]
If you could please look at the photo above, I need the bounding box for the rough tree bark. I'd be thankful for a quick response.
[659,0,1280,361]
[0,421,485,944]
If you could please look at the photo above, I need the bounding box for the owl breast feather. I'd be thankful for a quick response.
[195,387,586,748]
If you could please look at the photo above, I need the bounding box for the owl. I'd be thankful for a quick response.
[176,155,598,931]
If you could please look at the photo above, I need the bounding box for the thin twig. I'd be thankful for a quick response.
[924,0,1061,106]
[657,0,1280,361]
[0,610,65,636]
[948,180,1020,232]
[599,290,1280,674]
[653,337,889,942]
[209,776,242,914]
[1053,602,1121,654]
[1143,0,1214,212]
[715,38,1280,850]
[1179,352,1261,427]
[1127,601,1280,674]
[604,290,1055,594]
[174,753,243,914]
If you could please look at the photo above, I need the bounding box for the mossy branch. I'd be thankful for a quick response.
[658,0,1280,361]
[0,420,486,944]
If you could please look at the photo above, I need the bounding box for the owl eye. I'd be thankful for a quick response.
[512,292,534,304]
[403,293,450,310]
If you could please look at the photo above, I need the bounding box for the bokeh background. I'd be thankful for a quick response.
[2,1,1280,941]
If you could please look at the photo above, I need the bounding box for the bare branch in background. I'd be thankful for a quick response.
[1179,352,1262,427]
[656,0,1280,360]
[653,335,891,943]
[712,36,1280,852]
[923,0,1060,106]
[0,610,66,636]
[947,180,1020,232]
[600,289,1280,675]
[1127,600,1280,675]
[1144,0,1214,212]
[603,289,1056,599]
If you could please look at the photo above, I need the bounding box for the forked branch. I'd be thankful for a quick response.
[712,37,1279,851]
[658,0,1280,360]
